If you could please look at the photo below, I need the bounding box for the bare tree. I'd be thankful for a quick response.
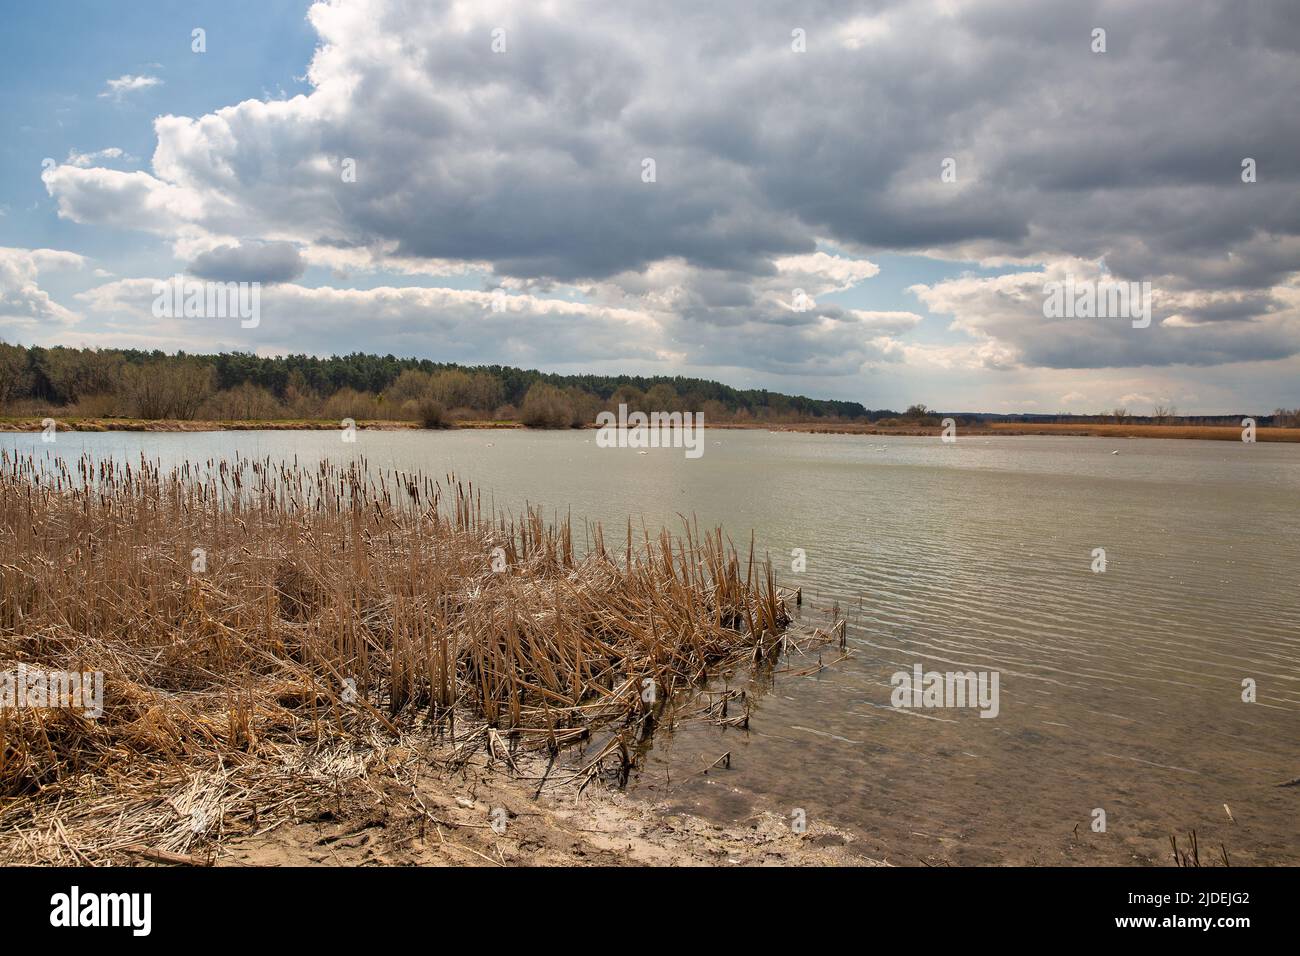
[1111,406,1129,423]
[904,403,938,424]
[168,360,216,420]
[384,369,433,405]
[202,382,283,420]
[40,347,123,404]
[520,382,575,428]
[123,362,173,419]
[119,359,212,420]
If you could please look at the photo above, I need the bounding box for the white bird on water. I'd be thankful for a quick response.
[1111,450,1120,455]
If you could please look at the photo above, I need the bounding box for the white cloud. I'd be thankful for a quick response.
[73,277,665,362]
[42,165,207,231]
[911,259,1300,369]
[0,247,86,331]
[775,252,881,293]
[99,75,161,100]
[66,147,129,168]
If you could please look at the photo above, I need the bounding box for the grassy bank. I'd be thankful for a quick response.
[0,452,829,865]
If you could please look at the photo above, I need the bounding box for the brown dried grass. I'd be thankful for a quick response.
[0,451,802,862]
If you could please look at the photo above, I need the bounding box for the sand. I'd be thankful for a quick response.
[219,747,875,868]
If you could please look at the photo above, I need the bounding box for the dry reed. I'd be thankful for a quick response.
[0,451,806,862]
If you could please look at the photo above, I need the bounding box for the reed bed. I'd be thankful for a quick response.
[0,451,804,862]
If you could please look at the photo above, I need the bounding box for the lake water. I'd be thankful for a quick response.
[6,427,1298,864]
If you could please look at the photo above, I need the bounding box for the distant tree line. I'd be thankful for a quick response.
[5,343,1291,427]
[0,343,877,426]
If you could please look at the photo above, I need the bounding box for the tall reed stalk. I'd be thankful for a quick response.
[0,451,791,801]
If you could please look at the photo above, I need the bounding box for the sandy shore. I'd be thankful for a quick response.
[0,724,873,867]
[219,744,874,868]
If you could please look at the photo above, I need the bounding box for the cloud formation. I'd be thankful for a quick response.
[66,147,129,168]
[99,74,162,100]
[25,0,1300,404]
[188,241,307,284]
[0,248,85,331]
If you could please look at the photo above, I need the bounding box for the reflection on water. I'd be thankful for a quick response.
[8,428,1298,864]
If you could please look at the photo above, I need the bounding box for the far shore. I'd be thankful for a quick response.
[760,421,1300,442]
[2,416,1297,442]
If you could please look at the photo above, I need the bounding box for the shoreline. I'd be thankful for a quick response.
[216,739,873,868]
[3,417,1297,442]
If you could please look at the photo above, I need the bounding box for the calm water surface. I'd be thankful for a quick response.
[8,428,1298,864]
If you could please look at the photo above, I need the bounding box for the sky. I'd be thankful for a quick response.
[1,0,1298,415]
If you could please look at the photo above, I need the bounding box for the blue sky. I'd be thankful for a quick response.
[0,2,315,269]
[2,0,1298,414]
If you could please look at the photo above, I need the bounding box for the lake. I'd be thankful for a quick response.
[6,427,1298,864]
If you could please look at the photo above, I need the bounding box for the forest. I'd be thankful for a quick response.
[0,343,876,426]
